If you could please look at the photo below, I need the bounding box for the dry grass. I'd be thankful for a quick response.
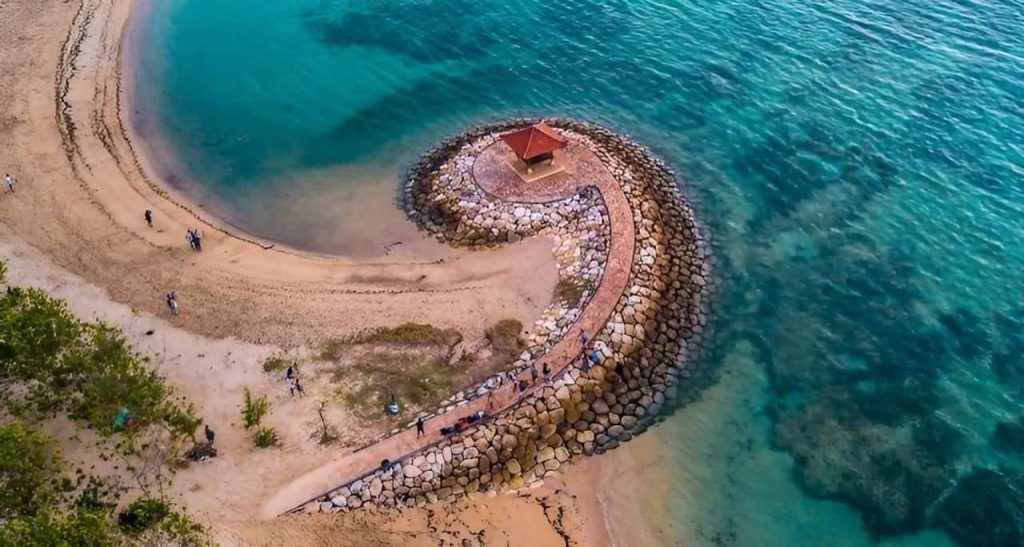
[485,319,525,356]
[555,277,591,308]
[319,323,462,361]
[332,352,470,421]
[262,355,298,373]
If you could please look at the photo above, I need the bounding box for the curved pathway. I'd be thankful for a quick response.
[261,138,636,518]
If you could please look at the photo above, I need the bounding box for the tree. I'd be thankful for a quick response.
[0,422,61,519]
[242,388,278,447]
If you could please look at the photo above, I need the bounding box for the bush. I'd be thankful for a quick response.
[254,428,280,448]
[0,422,61,519]
[242,388,278,448]
[0,287,199,438]
[262,355,297,373]
[242,388,270,431]
[117,498,170,534]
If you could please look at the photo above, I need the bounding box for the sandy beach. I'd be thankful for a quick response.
[0,0,559,349]
[0,0,679,544]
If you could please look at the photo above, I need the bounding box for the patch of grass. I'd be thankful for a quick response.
[333,352,470,420]
[262,356,297,374]
[556,277,592,308]
[254,428,279,448]
[319,323,462,360]
[485,319,525,355]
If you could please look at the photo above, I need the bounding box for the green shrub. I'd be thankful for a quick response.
[0,422,61,519]
[242,388,269,431]
[262,355,297,373]
[254,428,279,448]
[117,498,170,534]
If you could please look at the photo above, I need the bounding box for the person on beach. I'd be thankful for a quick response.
[204,425,215,447]
[192,229,203,251]
[166,292,178,315]
[4,174,16,193]
[530,365,539,383]
[578,330,589,347]
[286,366,295,381]
[144,209,153,227]
[294,379,306,397]
[186,230,195,250]
[542,362,551,378]
[416,416,425,437]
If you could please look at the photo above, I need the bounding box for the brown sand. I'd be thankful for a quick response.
[0,0,558,349]
[0,0,664,544]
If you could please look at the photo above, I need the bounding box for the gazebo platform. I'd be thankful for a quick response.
[472,137,606,203]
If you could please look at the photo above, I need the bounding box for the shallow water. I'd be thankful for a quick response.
[136,0,1024,544]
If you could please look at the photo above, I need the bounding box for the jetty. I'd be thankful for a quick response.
[263,119,712,517]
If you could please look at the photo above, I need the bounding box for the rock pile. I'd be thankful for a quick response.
[305,118,712,513]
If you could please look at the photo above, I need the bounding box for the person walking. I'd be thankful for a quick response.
[542,362,551,378]
[416,416,425,437]
[144,209,153,227]
[204,425,215,447]
[530,365,539,384]
[192,229,203,251]
[5,173,16,193]
[186,230,195,250]
[165,292,178,315]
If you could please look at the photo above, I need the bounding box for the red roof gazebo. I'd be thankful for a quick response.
[500,122,567,167]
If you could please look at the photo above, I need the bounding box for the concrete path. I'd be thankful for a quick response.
[261,139,635,518]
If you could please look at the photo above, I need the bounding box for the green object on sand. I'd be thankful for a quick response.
[114,407,130,429]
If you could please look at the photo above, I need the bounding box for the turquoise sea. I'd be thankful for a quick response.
[133,0,1024,544]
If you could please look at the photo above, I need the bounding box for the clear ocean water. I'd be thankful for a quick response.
[134,0,1024,544]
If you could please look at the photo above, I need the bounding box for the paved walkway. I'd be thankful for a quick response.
[260,137,635,518]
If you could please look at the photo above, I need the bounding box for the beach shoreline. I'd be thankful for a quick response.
[0,0,675,543]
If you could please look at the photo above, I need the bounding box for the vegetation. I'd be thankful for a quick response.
[262,355,298,373]
[485,318,525,357]
[319,322,462,360]
[555,276,592,308]
[0,287,200,438]
[0,260,208,544]
[242,388,279,447]
[0,421,61,520]
[333,353,470,420]
[0,422,208,546]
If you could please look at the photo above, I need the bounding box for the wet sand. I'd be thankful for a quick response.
[0,0,673,544]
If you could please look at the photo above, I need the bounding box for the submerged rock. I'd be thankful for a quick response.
[774,393,955,536]
[991,417,1024,455]
[932,468,1024,547]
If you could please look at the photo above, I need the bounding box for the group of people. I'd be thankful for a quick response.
[186,228,203,251]
[5,173,17,193]
[285,366,306,397]
[439,410,485,437]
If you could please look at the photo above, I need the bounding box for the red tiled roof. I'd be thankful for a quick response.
[500,122,567,161]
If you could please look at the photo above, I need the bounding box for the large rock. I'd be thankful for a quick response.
[369,478,383,498]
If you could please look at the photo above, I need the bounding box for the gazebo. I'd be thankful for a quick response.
[500,122,567,175]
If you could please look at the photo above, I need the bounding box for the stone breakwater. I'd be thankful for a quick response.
[306,119,711,513]
[401,133,611,423]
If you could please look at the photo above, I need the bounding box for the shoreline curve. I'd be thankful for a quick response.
[266,118,713,517]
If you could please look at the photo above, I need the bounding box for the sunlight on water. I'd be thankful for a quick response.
[135,0,1024,543]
